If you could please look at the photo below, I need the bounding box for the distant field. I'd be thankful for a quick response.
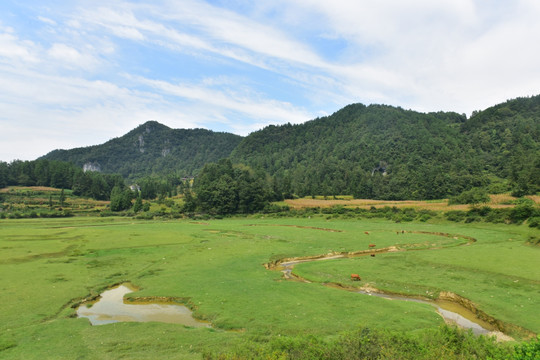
[284,194,538,210]
[0,186,61,193]
[0,216,538,359]
[0,186,109,215]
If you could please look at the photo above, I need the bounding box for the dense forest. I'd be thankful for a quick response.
[187,158,276,215]
[0,159,124,200]
[231,96,539,199]
[231,106,475,199]
[12,95,540,201]
[0,158,200,205]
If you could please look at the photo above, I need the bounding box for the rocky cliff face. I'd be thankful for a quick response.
[83,162,101,172]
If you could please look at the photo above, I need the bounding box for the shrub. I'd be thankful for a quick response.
[485,209,508,223]
[135,212,154,220]
[205,325,514,360]
[528,217,540,229]
[419,213,431,222]
[509,201,535,223]
[446,210,466,222]
[449,188,490,205]
[262,203,290,214]
[513,336,540,360]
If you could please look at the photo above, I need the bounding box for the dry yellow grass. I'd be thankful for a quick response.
[527,195,540,204]
[0,186,61,193]
[284,194,538,211]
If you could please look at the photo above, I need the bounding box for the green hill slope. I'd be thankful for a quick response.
[38,96,539,200]
[231,97,539,199]
[463,96,540,196]
[231,104,477,199]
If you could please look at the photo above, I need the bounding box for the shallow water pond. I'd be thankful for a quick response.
[77,284,211,327]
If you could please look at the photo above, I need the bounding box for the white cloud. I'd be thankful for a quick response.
[1,0,540,161]
[133,75,311,131]
[0,61,198,159]
[37,16,57,26]
[159,0,326,68]
[48,43,83,62]
[0,31,40,63]
[271,0,540,113]
[110,25,145,41]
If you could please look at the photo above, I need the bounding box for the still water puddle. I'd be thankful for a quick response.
[77,284,211,327]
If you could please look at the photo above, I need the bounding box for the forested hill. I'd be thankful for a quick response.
[230,96,539,199]
[463,96,540,197]
[41,121,243,179]
[38,96,539,200]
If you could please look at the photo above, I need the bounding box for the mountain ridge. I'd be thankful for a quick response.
[40,95,540,198]
[42,120,243,179]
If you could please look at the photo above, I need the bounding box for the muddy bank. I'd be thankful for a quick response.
[265,231,473,270]
[437,292,533,338]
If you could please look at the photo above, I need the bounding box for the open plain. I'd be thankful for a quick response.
[0,215,538,359]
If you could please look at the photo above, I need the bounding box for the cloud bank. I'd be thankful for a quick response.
[1,0,539,161]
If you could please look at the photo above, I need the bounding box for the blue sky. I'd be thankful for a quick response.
[1,0,539,161]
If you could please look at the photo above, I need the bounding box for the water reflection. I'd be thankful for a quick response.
[77,284,210,327]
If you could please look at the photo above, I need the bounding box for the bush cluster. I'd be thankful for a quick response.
[262,205,437,223]
[0,210,73,219]
[205,325,540,360]
[445,200,540,228]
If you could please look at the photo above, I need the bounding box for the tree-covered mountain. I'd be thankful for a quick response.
[37,96,539,200]
[41,121,243,179]
[230,96,539,199]
[463,96,540,197]
[230,105,478,199]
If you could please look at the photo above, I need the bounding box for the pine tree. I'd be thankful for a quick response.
[59,189,65,207]
[133,195,143,213]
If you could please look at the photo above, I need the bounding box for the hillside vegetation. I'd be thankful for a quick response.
[20,95,540,200]
[231,96,539,199]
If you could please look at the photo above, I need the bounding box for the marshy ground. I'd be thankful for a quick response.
[0,216,538,358]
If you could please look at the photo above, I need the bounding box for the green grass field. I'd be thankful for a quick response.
[0,216,538,359]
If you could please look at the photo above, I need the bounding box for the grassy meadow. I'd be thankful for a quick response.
[0,215,539,358]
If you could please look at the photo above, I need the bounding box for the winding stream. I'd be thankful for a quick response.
[74,230,512,338]
[270,233,504,337]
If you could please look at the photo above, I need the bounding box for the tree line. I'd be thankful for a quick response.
[0,158,279,215]
[0,159,124,200]
[2,97,538,209]
[36,97,539,201]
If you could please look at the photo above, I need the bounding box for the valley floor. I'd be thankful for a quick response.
[0,216,538,359]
